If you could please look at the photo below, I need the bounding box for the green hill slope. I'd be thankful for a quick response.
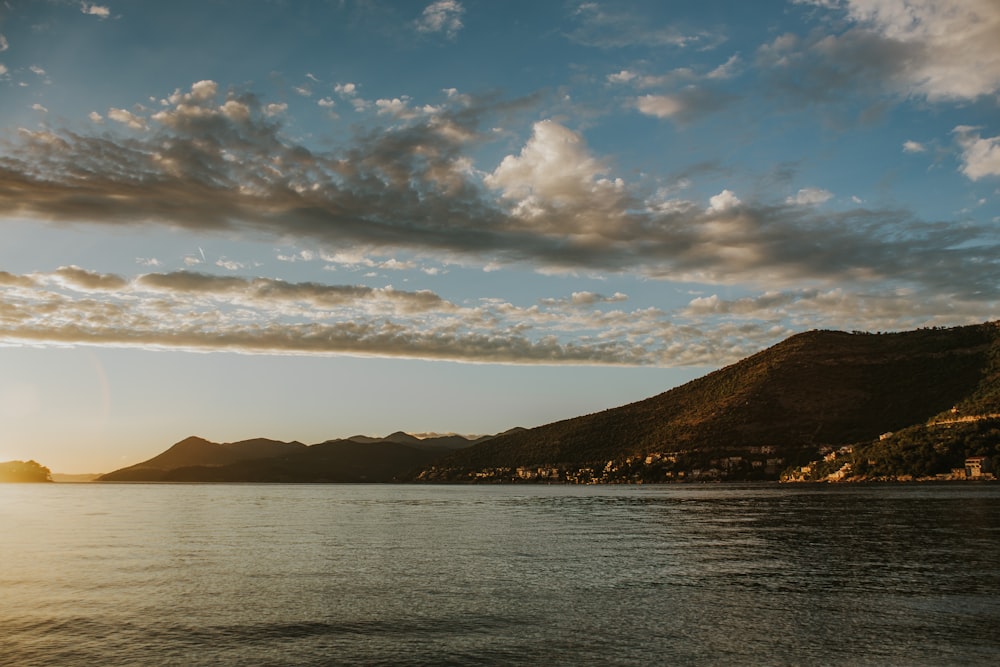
[98,436,308,481]
[416,323,1000,482]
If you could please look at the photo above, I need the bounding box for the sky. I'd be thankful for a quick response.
[1,0,999,473]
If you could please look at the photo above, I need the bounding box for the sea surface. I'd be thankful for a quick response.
[1,483,998,666]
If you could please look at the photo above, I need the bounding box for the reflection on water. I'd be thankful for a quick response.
[1,483,998,666]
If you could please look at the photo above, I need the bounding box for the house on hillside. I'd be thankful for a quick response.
[965,457,993,480]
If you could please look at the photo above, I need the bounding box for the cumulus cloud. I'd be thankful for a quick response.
[843,0,1000,101]
[80,3,111,19]
[107,107,147,130]
[264,102,287,116]
[486,120,628,235]
[953,126,1000,181]
[636,94,683,118]
[415,1,464,39]
[0,34,8,52]
[375,97,416,119]
[2,81,1000,303]
[902,140,926,153]
[707,189,741,212]
[51,265,128,291]
[635,88,733,123]
[772,0,1000,103]
[786,187,833,206]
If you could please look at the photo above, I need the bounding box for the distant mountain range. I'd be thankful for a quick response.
[97,432,497,483]
[96,322,1000,484]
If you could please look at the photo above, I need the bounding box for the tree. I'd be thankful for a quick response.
[0,460,53,483]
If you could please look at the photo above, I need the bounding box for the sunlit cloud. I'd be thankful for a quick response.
[953,126,1000,181]
[415,1,465,39]
[0,80,998,307]
[80,3,111,19]
[765,0,1000,104]
[786,187,833,206]
[1,266,993,368]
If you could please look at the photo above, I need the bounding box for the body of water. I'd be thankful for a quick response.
[1,483,998,666]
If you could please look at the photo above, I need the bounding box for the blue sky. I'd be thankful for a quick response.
[1,0,998,473]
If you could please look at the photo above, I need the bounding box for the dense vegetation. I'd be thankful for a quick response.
[800,418,1000,481]
[0,460,52,483]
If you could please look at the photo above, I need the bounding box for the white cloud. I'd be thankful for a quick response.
[293,86,312,97]
[953,126,1000,181]
[0,64,7,76]
[88,111,104,123]
[634,88,732,123]
[0,34,8,52]
[107,107,147,130]
[786,187,833,206]
[819,0,1000,101]
[216,258,247,271]
[318,97,335,108]
[277,249,316,263]
[708,189,741,212]
[80,3,111,19]
[1,267,715,365]
[30,65,46,76]
[50,265,127,291]
[189,80,217,100]
[707,53,741,80]
[219,100,250,122]
[415,1,464,39]
[375,97,415,118]
[264,102,287,117]
[636,94,683,118]
[902,140,926,153]
[486,120,628,234]
[6,80,1000,303]
[335,82,358,96]
[31,104,48,113]
[608,69,638,84]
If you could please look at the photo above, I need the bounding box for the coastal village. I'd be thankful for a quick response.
[416,446,790,483]
[782,410,1000,482]
[417,443,996,484]
[782,448,996,483]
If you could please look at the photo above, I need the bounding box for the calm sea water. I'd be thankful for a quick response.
[1,483,998,666]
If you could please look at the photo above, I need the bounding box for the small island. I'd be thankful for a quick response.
[0,460,53,483]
